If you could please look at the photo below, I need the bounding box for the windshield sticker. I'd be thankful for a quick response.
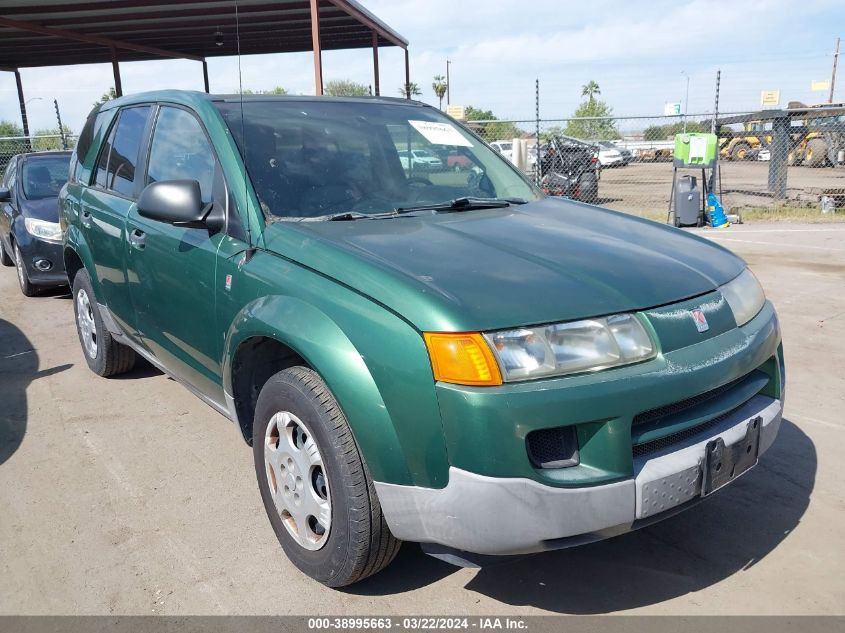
[409,120,473,147]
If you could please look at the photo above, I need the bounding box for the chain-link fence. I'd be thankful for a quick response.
[0,135,78,174]
[467,110,845,220]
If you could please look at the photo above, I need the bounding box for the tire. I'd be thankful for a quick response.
[13,242,36,297]
[0,238,13,266]
[731,142,752,161]
[804,139,827,168]
[579,174,599,204]
[72,269,136,377]
[253,366,400,587]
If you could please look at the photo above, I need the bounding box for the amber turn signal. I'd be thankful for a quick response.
[423,332,503,386]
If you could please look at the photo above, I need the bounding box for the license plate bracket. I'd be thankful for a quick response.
[701,416,762,496]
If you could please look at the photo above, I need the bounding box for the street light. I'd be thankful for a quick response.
[681,71,690,133]
[25,97,42,106]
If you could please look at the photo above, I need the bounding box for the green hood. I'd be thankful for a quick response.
[263,198,745,332]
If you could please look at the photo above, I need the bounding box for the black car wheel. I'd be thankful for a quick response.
[254,366,400,587]
[13,243,36,297]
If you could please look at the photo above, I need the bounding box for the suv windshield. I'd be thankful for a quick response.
[21,155,69,200]
[215,99,540,219]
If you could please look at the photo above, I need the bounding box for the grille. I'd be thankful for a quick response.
[632,374,749,428]
[526,426,579,469]
[633,407,739,458]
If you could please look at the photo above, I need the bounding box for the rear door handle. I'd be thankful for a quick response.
[129,228,146,250]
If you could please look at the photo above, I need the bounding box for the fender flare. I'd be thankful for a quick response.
[63,224,100,297]
[222,294,415,486]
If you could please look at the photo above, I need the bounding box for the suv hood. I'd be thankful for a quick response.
[263,198,745,332]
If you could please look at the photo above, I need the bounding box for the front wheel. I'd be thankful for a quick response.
[72,269,137,376]
[253,366,400,587]
[0,238,13,266]
[13,243,36,297]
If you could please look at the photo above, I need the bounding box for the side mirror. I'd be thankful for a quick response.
[137,180,209,227]
[0,187,11,202]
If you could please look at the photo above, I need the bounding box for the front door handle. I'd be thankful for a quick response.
[129,228,146,250]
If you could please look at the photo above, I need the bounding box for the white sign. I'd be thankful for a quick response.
[409,120,473,147]
[664,102,682,116]
[760,90,780,107]
[446,104,466,120]
[811,80,831,92]
[689,135,707,160]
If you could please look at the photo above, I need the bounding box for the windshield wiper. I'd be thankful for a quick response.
[393,196,528,214]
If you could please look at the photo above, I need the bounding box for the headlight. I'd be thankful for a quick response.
[24,218,62,242]
[483,313,656,382]
[720,268,766,326]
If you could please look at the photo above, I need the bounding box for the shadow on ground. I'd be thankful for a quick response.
[0,318,72,465]
[350,420,814,613]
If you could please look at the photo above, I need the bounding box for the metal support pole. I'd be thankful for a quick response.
[13,69,30,143]
[202,60,210,93]
[111,47,122,96]
[404,49,410,99]
[371,31,380,96]
[535,78,541,187]
[711,69,720,134]
[446,59,451,105]
[310,0,323,95]
[54,99,67,150]
[768,116,789,200]
[830,37,840,104]
[682,71,690,133]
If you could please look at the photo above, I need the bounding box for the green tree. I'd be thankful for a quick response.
[240,86,288,95]
[399,82,422,98]
[432,75,448,109]
[93,86,117,108]
[643,120,704,140]
[31,126,76,151]
[581,80,601,103]
[0,121,24,137]
[464,106,523,142]
[324,80,370,97]
[564,97,620,140]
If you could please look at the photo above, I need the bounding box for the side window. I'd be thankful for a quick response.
[147,107,215,203]
[4,159,17,194]
[94,106,150,196]
[72,109,106,183]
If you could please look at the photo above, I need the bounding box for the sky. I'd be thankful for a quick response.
[1,0,843,136]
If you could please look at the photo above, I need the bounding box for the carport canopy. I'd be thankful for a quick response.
[0,0,409,136]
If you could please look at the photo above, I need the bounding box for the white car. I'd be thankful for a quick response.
[398,149,443,171]
[489,140,514,162]
[596,142,625,167]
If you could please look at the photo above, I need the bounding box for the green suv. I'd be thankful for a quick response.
[60,91,784,587]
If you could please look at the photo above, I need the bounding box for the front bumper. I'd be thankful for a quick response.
[375,393,782,556]
[16,232,67,286]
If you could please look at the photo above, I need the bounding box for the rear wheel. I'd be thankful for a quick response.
[72,269,136,377]
[253,366,400,587]
[804,139,827,167]
[0,238,13,266]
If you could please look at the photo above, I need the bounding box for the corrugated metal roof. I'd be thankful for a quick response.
[0,0,407,69]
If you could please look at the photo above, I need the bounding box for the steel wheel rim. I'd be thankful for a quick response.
[264,411,331,551]
[76,288,98,359]
[14,245,25,288]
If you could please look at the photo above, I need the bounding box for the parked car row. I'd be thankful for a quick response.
[1,92,784,593]
[0,150,72,296]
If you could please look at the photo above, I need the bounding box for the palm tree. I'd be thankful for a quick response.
[432,75,448,109]
[399,82,422,99]
[581,80,600,103]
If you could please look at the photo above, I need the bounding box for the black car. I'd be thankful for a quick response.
[0,151,71,295]
[538,135,600,204]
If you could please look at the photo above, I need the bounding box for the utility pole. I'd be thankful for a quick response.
[446,59,451,105]
[681,70,690,133]
[830,37,840,104]
[54,99,67,150]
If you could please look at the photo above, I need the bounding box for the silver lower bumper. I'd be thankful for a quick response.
[374,395,783,556]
